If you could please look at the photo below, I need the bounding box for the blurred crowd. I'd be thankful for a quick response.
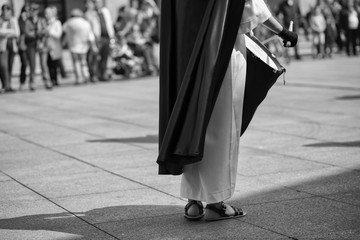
[258,0,360,62]
[0,0,159,93]
[2,0,360,94]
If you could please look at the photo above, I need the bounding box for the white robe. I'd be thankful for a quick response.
[180,0,272,203]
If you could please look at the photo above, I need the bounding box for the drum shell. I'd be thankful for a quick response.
[241,46,285,135]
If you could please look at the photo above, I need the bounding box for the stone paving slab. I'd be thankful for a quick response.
[0,174,116,240]
[237,148,330,177]
[19,171,146,199]
[96,213,286,240]
[238,196,360,240]
[53,189,185,223]
[0,55,360,239]
[52,142,142,158]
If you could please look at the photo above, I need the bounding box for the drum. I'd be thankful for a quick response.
[241,33,286,135]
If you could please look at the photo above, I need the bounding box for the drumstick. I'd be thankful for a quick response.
[262,35,278,45]
[286,21,294,47]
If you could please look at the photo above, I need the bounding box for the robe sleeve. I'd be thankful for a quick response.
[239,0,272,34]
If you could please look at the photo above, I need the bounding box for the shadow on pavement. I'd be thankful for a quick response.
[304,140,360,148]
[1,170,359,239]
[87,135,158,144]
[336,95,360,100]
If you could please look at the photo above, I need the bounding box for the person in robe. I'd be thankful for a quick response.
[157,0,298,221]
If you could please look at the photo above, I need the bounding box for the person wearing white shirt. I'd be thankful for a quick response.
[347,4,359,56]
[63,9,97,84]
[0,4,19,93]
[45,6,63,86]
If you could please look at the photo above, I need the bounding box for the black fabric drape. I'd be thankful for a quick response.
[157,0,246,175]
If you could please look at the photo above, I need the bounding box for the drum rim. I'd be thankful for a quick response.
[245,33,286,74]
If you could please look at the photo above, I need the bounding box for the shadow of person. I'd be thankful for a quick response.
[0,205,209,240]
[0,204,252,239]
[1,170,360,239]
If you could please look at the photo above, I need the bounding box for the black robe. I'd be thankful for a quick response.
[157,0,246,175]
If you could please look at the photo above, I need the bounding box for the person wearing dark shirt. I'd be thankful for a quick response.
[93,0,114,82]
[277,0,302,60]
[24,3,52,91]
[18,4,30,90]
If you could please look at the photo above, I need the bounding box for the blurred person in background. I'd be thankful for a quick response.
[114,0,159,76]
[85,0,99,82]
[327,0,344,53]
[277,0,302,60]
[63,8,97,84]
[115,3,137,38]
[51,6,67,80]
[341,1,359,56]
[25,3,52,91]
[93,0,115,82]
[18,4,30,91]
[310,5,327,58]
[114,6,130,36]
[4,4,20,92]
[137,0,159,75]
[319,0,338,57]
[45,6,63,87]
[0,4,18,93]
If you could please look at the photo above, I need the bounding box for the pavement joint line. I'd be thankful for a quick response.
[240,192,359,208]
[53,188,149,200]
[252,177,360,208]
[238,169,360,208]
[282,188,360,208]
[0,169,122,240]
[50,88,158,106]
[0,129,185,203]
[241,143,356,172]
[242,195,318,207]
[236,218,299,240]
[250,126,360,150]
[1,95,154,130]
[1,109,150,151]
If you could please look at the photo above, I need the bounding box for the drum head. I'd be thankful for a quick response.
[245,34,284,73]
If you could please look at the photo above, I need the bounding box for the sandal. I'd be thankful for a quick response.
[184,200,204,220]
[205,202,246,221]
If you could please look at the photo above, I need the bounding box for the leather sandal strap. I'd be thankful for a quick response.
[185,200,204,215]
[205,202,227,217]
[206,202,245,217]
[231,205,245,217]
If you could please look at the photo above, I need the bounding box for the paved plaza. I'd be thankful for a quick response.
[0,54,360,239]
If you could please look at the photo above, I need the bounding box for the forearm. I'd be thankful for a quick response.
[0,29,16,38]
[263,16,298,48]
[49,22,62,39]
[262,16,283,35]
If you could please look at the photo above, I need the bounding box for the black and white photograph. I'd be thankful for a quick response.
[0,0,359,239]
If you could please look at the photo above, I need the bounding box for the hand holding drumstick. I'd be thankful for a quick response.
[278,21,298,48]
[286,21,294,47]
